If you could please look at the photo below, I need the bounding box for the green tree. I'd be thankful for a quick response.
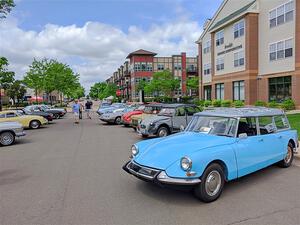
[89,82,107,99]
[0,0,15,19]
[6,80,26,106]
[186,77,199,96]
[0,56,15,110]
[146,70,180,97]
[100,83,117,100]
[23,58,47,103]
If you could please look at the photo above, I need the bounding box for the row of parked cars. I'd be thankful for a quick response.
[0,104,66,146]
[97,102,201,138]
[98,102,299,203]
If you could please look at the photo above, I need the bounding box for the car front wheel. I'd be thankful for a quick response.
[30,120,41,129]
[54,114,60,119]
[0,132,15,146]
[115,117,121,125]
[157,126,169,137]
[278,143,294,168]
[194,163,225,203]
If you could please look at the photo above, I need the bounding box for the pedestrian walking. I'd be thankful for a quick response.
[79,100,84,120]
[85,98,93,119]
[72,99,80,124]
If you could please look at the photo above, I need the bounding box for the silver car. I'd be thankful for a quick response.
[99,105,136,125]
[0,122,26,146]
[138,104,201,138]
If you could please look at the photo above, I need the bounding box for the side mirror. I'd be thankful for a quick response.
[180,125,185,132]
[238,133,248,139]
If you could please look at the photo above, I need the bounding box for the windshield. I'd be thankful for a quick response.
[186,116,238,137]
[158,108,175,116]
[137,106,145,111]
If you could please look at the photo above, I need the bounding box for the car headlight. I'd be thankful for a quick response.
[149,122,155,127]
[180,157,192,171]
[131,144,139,156]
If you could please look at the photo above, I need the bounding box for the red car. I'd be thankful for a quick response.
[121,105,145,127]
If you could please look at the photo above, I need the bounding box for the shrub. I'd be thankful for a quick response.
[268,101,279,108]
[233,100,245,108]
[212,99,222,107]
[282,99,296,111]
[221,100,232,107]
[254,100,267,107]
[204,100,212,107]
[181,96,192,103]
[192,98,205,107]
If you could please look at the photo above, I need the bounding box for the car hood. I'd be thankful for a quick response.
[141,115,170,125]
[123,110,142,118]
[0,121,23,129]
[134,132,236,170]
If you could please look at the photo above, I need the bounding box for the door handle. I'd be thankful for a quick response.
[278,135,283,139]
[258,138,264,142]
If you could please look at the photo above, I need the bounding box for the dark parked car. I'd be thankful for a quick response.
[24,105,65,119]
[20,109,54,121]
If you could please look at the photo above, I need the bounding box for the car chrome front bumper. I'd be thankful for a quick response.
[123,161,201,186]
[15,131,26,137]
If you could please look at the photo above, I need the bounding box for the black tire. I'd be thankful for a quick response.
[0,131,15,146]
[194,163,225,203]
[142,134,148,138]
[132,127,137,131]
[115,117,121,125]
[54,114,60,119]
[278,143,294,168]
[124,124,129,127]
[29,120,41,129]
[156,126,169,137]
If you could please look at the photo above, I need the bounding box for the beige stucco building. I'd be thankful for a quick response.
[197,0,300,107]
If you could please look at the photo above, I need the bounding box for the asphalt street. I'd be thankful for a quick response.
[0,112,300,225]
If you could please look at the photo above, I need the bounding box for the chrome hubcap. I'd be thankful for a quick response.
[0,133,13,145]
[159,129,167,137]
[284,146,292,164]
[205,170,221,197]
[116,118,121,124]
[31,121,39,128]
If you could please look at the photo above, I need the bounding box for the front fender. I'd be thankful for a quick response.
[165,144,238,181]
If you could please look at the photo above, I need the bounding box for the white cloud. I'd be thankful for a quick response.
[0,16,202,91]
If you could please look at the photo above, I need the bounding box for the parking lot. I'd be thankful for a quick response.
[0,112,300,225]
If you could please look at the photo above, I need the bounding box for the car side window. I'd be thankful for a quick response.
[258,116,276,135]
[274,115,289,130]
[176,107,186,116]
[185,107,196,116]
[0,114,5,118]
[237,117,258,136]
[6,112,17,118]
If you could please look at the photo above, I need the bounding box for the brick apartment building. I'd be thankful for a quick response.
[106,49,198,101]
[197,0,300,107]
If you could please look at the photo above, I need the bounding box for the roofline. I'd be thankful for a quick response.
[196,0,229,43]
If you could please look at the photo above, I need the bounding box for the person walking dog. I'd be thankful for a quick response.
[72,99,81,124]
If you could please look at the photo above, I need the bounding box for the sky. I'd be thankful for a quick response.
[0,0,223,92]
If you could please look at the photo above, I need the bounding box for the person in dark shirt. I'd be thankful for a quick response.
[85,98,93,119]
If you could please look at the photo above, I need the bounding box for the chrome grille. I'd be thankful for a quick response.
[127,161,160,180]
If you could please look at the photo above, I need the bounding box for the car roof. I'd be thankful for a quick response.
[195,107,285,118]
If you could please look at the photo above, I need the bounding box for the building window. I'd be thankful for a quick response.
[233,19,245,39]
[233,81,245,101]
[269,38,293,61]
[234,50,245,67]
[215,83,224,100]
[203,63,211,75]
[134,63,141,71]
[203,40,211,54]
[157,64,164,70]
[204,85,212,100]
[174,63,182,70]
[216,30,224,46]
[269,1,294,28]
[216,58,224,71]
[187,64,196,72]
[141,62,147,71]
[269,76,291,102]
[146,63,153,71]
